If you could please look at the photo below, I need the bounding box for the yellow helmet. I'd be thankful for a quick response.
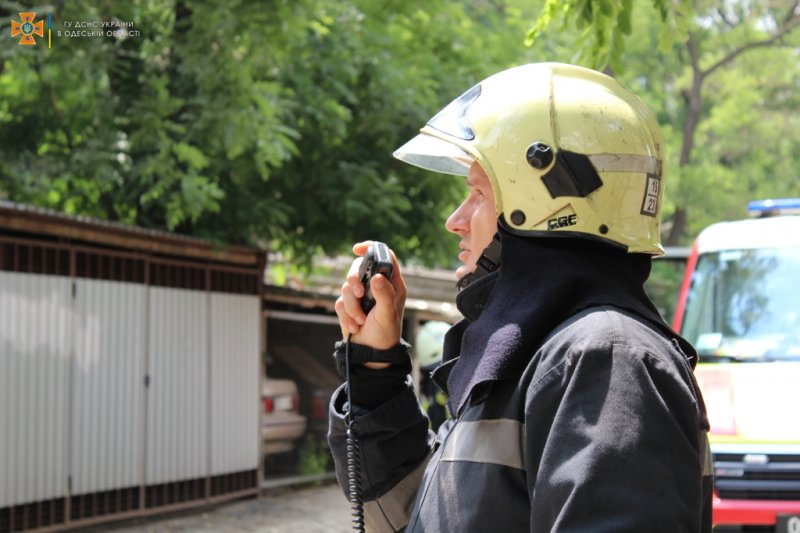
[394,62,665,255]
[415,320,451,369]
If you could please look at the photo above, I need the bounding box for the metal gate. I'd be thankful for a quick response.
[0,226,263,532]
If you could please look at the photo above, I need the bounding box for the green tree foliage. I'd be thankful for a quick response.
[666,2,800,243]
[4,0,800,271]
[526,0,693,72]
[0,0,542,266]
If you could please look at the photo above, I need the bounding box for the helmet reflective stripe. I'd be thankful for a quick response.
[394,62,666,255]
[588,153,661,175]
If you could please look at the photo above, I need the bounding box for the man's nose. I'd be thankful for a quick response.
[446,201,470,235]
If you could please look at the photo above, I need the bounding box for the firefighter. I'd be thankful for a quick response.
[415,320,451,432]
[330,62,713,532]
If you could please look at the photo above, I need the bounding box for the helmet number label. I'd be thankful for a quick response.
[641,173,660,217]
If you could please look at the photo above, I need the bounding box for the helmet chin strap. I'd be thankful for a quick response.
[456,232,502,291]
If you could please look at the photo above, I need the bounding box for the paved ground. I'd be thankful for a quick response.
[89,482,353,533]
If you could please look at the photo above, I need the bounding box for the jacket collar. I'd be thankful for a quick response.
[437,228,693,416]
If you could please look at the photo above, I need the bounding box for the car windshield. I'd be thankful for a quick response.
[681,245,800,362]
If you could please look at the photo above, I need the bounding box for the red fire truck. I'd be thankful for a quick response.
[674,199,800,531]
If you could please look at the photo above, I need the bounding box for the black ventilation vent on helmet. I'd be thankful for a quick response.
[541,151,603,198]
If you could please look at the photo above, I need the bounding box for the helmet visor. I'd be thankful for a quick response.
[393,133,473,176]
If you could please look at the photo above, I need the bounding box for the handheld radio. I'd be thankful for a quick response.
[345,242,393,533]
[358,242,393,315]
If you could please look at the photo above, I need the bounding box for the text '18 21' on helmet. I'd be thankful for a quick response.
[393,62,666,255]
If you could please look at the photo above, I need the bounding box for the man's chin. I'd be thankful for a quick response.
[454,264,475,281]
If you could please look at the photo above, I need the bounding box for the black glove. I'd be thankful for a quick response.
[333,339,412,409]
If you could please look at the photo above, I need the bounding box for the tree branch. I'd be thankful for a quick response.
[783,1,800,26]
[704,4,800,78]
[715,6,736,29]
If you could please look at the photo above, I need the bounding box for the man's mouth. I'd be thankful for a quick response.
[457,243,470,263]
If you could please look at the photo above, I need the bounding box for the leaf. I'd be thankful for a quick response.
[619,0,633,35]
[172,142,210,171]
[525,0,561,46]
[598,0,614,18]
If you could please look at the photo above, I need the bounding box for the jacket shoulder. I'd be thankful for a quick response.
[536,305,691,373]
[550,305,671,348]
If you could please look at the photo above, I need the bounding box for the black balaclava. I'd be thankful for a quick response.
[435,226,696,416]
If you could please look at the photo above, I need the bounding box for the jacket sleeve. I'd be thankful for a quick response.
[328,375,434,532]
[523,342,710,533]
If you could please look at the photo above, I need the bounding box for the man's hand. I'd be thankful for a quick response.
[335,241,407,367]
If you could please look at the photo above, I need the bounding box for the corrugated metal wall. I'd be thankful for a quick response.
[147,288,209,485]
[0,272,71,508]
[71,279,145,495]
[0,234,263,532]
[210,293,260,475]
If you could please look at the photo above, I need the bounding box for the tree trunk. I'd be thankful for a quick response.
[666,35,704,246]
[666,207,688,247]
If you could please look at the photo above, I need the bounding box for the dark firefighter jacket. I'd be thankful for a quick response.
[328,230,714,532]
